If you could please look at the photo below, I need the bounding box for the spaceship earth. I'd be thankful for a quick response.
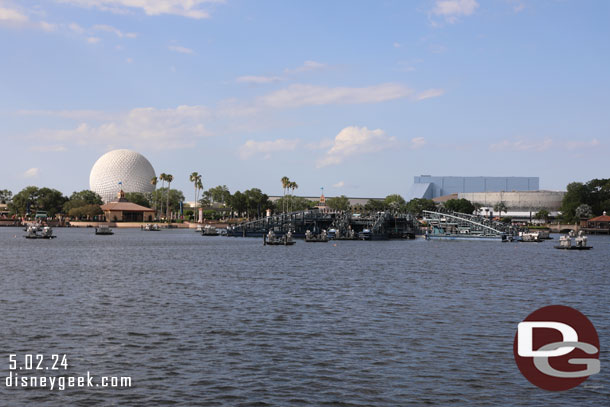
[89,149,156,203]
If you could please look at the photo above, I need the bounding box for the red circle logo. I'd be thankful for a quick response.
[513,305,600,391]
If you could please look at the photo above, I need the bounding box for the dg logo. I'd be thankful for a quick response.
[513,305,601,391]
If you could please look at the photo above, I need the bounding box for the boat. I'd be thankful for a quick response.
[554,231,592,250]
[263,230,295,246]
[201,225,219,236]
[518,231,543,243]
[24,225,56,239]
[95,225,114,235]
[305,229,329,242]
[142,224,161,231]
[359,228,372,240]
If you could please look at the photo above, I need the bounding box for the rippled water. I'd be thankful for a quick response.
[0,227,608,406]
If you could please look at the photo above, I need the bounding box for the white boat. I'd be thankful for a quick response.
[95,225,114,235]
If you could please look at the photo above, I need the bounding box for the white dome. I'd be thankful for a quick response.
[89,149,156,203]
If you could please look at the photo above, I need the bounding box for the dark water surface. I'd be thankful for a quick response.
[1,227,608,406]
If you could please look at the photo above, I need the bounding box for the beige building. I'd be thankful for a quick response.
[101,190,155,222]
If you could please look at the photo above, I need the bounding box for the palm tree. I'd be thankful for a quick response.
[494,201,507,217]
[165,174,173,222]
[190,172,202,222]
[150,176,158,219]
[196,178,203,221]
[159,173,167,218]
[288,181,298,212]
[281,176,290,213]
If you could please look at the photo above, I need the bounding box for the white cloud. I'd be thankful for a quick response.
[317,126,397,167]
[239,139,299,159]
[0,6,28,23]
[285,60,326,74]
[168,45,194,54]
[30,145,67,152]
[55,0,220,19]
[235,75,284,84]
[490,137,601,152]
[333,181,345,188]
[92,24,137,38]
[432,0,479,23]
[23,167,39,178]
[39,21,57,31]
[410,137,426,149]
[414,88,445,101]
[261,83,412,108]
[490,138,553,152]
[68,22,84,33]
[393,42,402,48]
[33,105,212,150]
[87,36,101,43]
[564,139,600,150]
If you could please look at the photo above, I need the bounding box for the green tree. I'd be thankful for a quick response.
[164,174,174,221]
[63,190,103,213]
[575,204,593,220]
[493,201,508,217]
[244,188,272,218]
[229,190,247,217]
[68,204,103,219]
[150,176,158,214]
[8,186,39,216]
[36,187,67,217]
[384,194,407,211]
[274,196,315,212]
[364,199,385,212]
[0,189,12,204]
[405,198,436,215]
[207,185,231,205]
[534,209,550,222]
[445,198,475,214]
[327,195,350,211]
[280,176,290,213]
[124,192,151,207]
[190,172,202,222]
[560,182,588,222]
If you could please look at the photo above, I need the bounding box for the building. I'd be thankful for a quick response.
[268,196,382,207]
[407,175,539,200]
[583,212,610,234]
[101,190,155,222]
[459,191,564,212]
[90,149,156,203]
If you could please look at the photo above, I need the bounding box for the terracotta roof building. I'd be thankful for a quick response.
[587,212,610,229]
[101,190,155,222]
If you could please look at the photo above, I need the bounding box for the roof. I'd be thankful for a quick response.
[588,214,610,222]
[101,202,155,212]
[433,193,458,203]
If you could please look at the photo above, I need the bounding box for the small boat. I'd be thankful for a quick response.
[554,232,592,250]
[95,225,114,235]
[264,230,295,246]
[142,224,161,231]
[518,231,543,243]
[305,229,329,242]
[359,229,372,240]
[201,225,219,236]
[24,225,56,239]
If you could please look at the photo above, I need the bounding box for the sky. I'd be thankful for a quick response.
[1,0,609,199]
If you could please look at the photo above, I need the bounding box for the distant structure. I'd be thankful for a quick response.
[407,175,539,200]
[90,149,156,203]
[101,190,156,222]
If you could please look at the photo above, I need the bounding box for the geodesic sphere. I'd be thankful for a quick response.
[89,149,156,203]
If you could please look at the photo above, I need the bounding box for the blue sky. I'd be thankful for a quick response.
[1,0,608,198]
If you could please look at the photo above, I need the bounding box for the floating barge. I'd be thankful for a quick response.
[228,209,418,240]
[423,210,517,242]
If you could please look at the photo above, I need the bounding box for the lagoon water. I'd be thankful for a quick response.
[0,227,608,406]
